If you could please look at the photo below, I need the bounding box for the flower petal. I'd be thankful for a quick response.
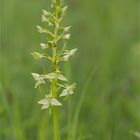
[58,74,67,81]
[51,98,62,106]
[31,73,40,81]
[59,89,68,97]
[41,103,49,109]
[38,99,49,104]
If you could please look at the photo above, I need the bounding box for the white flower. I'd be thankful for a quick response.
[31,52,46,59]
[38,95,62,110]
[62,6,68,16]
[37,25,43,33]
[41,15,49,22]
[37,25,52,35]
[45,72,67,81]
[64,26,72,32]
[55,22,59,29]
[62,48,77,61]
[60,83,76,97]
[48,21,53,27]
[31,73,45,88]
[63,34,70,40]
[42,9,50,16]
[40,43,47,49]
[31,73,40,81]
[45,73,56,80]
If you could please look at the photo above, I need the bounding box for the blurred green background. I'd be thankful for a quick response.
[0,0,140,140]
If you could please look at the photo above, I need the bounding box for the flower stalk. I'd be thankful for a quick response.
[52,48,59,140]
[31,0,77,139]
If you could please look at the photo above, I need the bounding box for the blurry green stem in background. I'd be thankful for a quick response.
[71,69,96,140]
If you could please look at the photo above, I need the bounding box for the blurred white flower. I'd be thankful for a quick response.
[38,95,62,109]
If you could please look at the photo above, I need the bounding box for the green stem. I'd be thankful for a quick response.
[52,47,60,140]
[52,0,61,138]
[56,0,60,5]
[53,106,59,140]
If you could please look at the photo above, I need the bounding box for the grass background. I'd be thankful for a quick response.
[0,0,140,140]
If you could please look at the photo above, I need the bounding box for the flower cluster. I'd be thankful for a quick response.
[31,0,77,110]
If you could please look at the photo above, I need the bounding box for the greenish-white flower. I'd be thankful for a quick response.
[38,95,62,110]
[41,15,49,22]
[40,43,48,49]
[37,25,54,37]
[42,9,50,16]
[64,26,72,32]
[134,132,140,138]
[45,72,67,81]
[55,22,60,29]
[48,21,53,27]
[62,48,77,61]
[31,73,45,88]
[37,25,43,33]
[31,52,46,59]
[60,83,76,97]
[63,34,70,40]
[62,6,68,16]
